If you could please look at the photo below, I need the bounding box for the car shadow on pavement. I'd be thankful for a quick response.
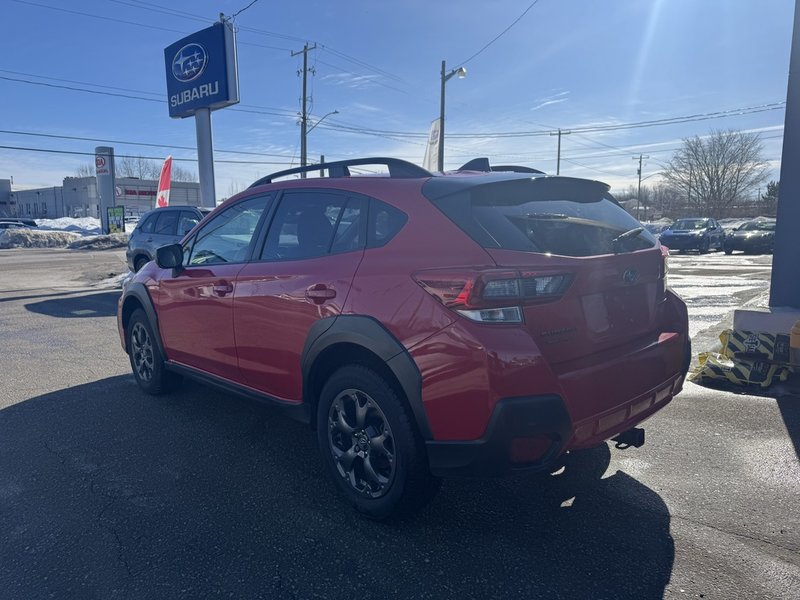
[24,290,120,318]
[0,376,674,599]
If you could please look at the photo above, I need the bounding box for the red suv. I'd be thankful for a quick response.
[117,157,690,519]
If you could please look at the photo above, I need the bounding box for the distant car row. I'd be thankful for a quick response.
[0,217,36,230]
[645,217,776,255]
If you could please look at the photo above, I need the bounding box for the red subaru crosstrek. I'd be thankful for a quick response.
[118,157,690,519]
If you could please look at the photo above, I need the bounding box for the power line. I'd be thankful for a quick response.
[230,0,261,20]
[0,72,300,118]
[0,67,786,145]
[457,0,542,67]
[0,129,297,159]
[0,144,294,165]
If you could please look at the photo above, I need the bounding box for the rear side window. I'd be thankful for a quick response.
[154,211,179,235]
[429,179,656,257]
[367,201,407,248]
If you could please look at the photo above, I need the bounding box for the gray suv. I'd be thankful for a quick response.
[126,206,210,272]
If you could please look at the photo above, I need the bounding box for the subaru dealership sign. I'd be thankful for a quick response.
[164,21,239,118]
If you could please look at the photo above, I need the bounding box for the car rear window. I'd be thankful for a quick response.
[428,178,656,257]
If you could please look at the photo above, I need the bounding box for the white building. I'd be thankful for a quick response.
[0,177,201,219]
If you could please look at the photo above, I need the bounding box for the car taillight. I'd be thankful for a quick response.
[414,269,572,323]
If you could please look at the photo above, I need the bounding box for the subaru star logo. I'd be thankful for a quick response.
[623,268,640,284]
[172,43,208,82]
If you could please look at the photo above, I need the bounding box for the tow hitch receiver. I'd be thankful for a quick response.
[612,427,645,449]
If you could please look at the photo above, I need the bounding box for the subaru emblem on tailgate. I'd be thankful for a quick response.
[623,268,639,284]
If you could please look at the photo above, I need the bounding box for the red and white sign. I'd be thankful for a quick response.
[156,156,173,208]
[95,155,109,175]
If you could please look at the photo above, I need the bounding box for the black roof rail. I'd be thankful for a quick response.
[249,157,432,188]
[456,157,545,175]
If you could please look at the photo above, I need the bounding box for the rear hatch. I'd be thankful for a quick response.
[422,175,665,365]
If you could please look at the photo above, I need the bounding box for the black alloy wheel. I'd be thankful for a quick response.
[126,309,181,395]
[327,388,396,498]
[317,365,440,520]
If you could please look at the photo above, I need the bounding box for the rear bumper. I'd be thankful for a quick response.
[661,236,705,251]
[426,394,572,477]
[426,333,691,477]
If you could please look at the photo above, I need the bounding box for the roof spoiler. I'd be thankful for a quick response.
[457,158,545,175]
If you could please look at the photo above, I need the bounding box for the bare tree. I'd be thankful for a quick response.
[73,164,95,177]
[116,156,161,179]
[171,164,198,183]
[662,129,768,218]
[74,156,197,182]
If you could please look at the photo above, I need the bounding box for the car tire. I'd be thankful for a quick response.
[134,256,150,273]
[724,247,733,255]
[317,365,441,520]
[127,309,181,395]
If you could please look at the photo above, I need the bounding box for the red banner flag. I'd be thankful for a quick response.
[156,156,173,208]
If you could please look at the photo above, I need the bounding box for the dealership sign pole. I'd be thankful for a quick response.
[95,146,116,234]
[164,17,239,208]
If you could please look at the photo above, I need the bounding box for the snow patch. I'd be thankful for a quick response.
[36,217,102,236]
[0,229,80,249]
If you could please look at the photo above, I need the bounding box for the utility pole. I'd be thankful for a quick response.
[292,43,316,177]
[633,154,650,220]
[549,128,571,175]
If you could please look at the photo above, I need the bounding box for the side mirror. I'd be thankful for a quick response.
[156,243,184,270]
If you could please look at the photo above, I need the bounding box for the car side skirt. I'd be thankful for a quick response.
[166,361,312,424]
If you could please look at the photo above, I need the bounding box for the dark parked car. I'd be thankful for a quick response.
[0,217,36,227]
[659,217,725,253]
[723,218,776,255]
[117,157,690,519]
[644,222,671,239]
[126,205,210,272]
[0,221,29,230]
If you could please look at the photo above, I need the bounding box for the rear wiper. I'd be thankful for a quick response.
[521,213,569,220]
[611,227,644,252]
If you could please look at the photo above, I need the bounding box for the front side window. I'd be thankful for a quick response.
[186,196,269,266]
[139,213,156,234]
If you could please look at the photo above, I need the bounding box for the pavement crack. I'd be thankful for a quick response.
[669,511,800,557]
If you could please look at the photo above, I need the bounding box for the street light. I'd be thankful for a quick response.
[438,60,467,172]
[306,110,339,135]
[301,110,338,178]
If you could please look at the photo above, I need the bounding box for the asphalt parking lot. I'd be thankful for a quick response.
[0,248,798,599]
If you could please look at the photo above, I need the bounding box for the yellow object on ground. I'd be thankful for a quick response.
[690,328,794,388]
[690,351,791,388]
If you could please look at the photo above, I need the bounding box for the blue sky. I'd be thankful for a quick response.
[0,0,793,197]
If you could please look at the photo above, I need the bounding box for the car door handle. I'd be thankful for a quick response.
[305,284,336,303]
[212,281,234,297]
